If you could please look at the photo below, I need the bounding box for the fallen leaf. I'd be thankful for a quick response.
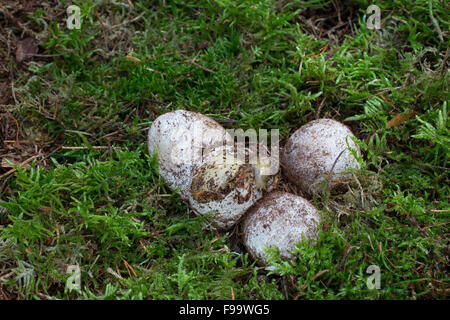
[386,110,417,128]
[16,37,38,63]
[125,50,142,63]
[1,158,30,169]
[198,41,209,50]
[38,207,52,215]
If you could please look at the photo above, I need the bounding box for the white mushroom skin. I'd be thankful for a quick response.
[189,146,274,229]
[148,110,276,230]
[242,191,321,266]
[147,110,231,195]
[281,118,361,194]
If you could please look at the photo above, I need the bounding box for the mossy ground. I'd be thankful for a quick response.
[0,0,448,299]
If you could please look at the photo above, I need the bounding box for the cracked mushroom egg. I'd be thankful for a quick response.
[242,191,321,266]
[148,110,277,230]
[281,118,361,194]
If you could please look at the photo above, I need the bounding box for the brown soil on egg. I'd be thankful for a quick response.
[242,191,322,266]
[280,118,361,195]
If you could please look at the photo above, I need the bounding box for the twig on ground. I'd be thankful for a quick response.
[326,244,355,287]
[316,98,326,119]
[109,11,146,30]
[441,48,449,78]
[180,52,216,74]
[106,267,124,280]
[428,0,444,42]
[65,130,94,136]
[122,259,137,277]
[184,59,216,74]
[0,155,39,180]
[61,146,108,150]
[0,4,36,38]
[36,292,59,300]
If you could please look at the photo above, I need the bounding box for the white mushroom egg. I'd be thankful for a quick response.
[147,109,232,195]
[281,118,361,194]
[189,146,275,229]
[242,191,321,266]
[148,110,277,230]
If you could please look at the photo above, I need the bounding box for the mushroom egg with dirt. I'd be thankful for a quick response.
[281,118,361,194]
[148,110,277,230]
[242,191,322,266]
